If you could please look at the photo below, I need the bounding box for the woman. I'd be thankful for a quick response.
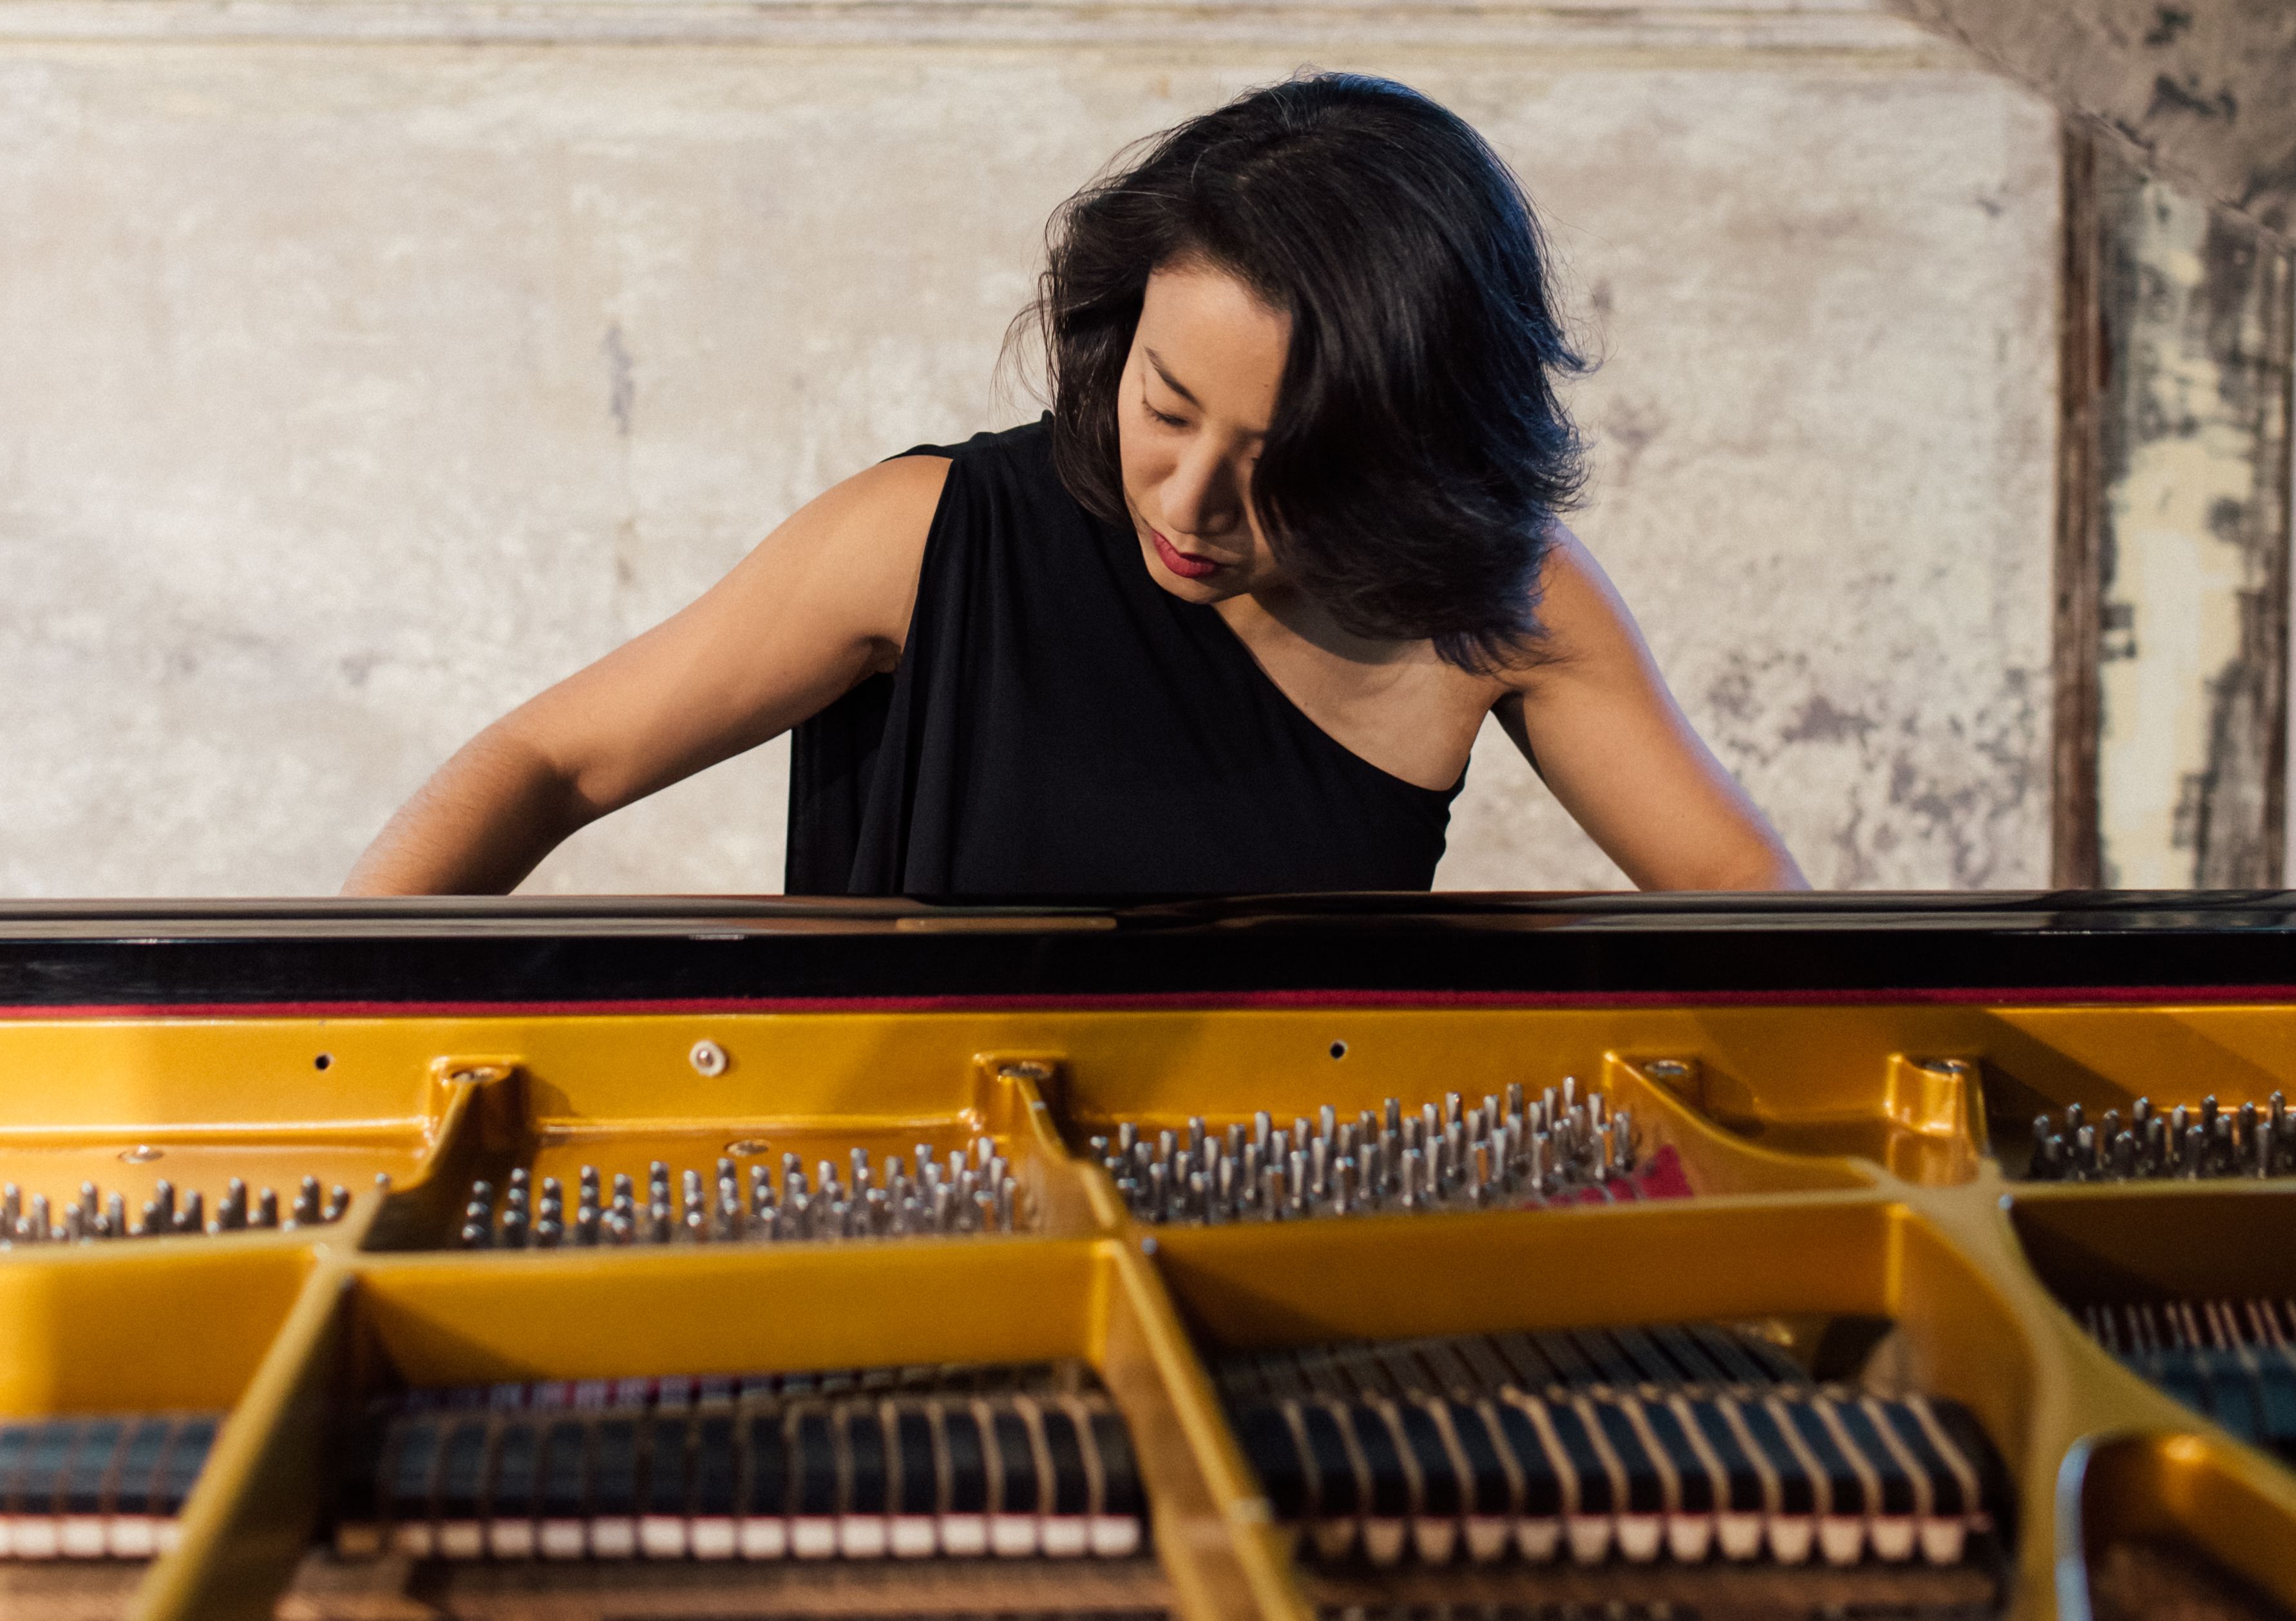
[346,73,1803,897]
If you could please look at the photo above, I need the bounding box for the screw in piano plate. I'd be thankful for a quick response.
[119,1145,164,1164]
[689,1040,730,1077]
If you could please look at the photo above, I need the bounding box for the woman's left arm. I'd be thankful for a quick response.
[1497,527,1808,891]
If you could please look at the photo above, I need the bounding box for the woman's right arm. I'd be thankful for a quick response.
[341,455,952,896]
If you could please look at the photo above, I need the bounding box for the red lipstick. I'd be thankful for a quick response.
[1150,529,1220,580]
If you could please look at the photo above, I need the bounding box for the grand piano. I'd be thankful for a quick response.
[0,891,2291,1621]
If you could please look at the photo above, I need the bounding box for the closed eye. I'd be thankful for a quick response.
[1139,374,1190,429]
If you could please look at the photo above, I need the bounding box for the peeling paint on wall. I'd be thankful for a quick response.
[2095,175,2293,886]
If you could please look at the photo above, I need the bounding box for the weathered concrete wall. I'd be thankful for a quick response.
[0,5,2062,895]
[1887,0,2296,251]
[1438,61,2060,890]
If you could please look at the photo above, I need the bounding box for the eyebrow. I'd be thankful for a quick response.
[1143,348,1200,407]
[1143,348,1267,439]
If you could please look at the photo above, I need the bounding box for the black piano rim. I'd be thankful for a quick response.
[0,891,2293,1010]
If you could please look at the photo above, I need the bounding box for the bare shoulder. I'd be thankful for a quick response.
[815,451,952,519]
[728,453,952,658]
[783,453,951,569]
[1493,522,1649,696]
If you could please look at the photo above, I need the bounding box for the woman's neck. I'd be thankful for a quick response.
[1215,580,1424,671]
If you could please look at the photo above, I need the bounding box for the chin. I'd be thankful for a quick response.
[1150,571,1224,602]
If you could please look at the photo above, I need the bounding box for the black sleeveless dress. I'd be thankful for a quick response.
[784,419,1465,896]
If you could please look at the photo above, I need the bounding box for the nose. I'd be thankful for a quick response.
[1159,442,1245,541]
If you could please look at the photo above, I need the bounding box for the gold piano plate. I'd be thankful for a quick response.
[0,997,2290,1619]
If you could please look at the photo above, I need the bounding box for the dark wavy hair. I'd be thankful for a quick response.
[1016,71,1589,672]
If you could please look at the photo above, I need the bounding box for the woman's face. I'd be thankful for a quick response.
[1117,258,1291,604]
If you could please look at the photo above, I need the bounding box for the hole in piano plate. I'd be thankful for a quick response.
[2085,1536,2293,1621]
[0,1412,225,1582]
[1207,1313,2016,1621]
[2067,1434,2296,1621]
[296,1358,1170,1621]
[0,1247,307,1584]
[1331,1041,1349,1060]
[315,1053,333,1072]
[2013,1190,2296,1482]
